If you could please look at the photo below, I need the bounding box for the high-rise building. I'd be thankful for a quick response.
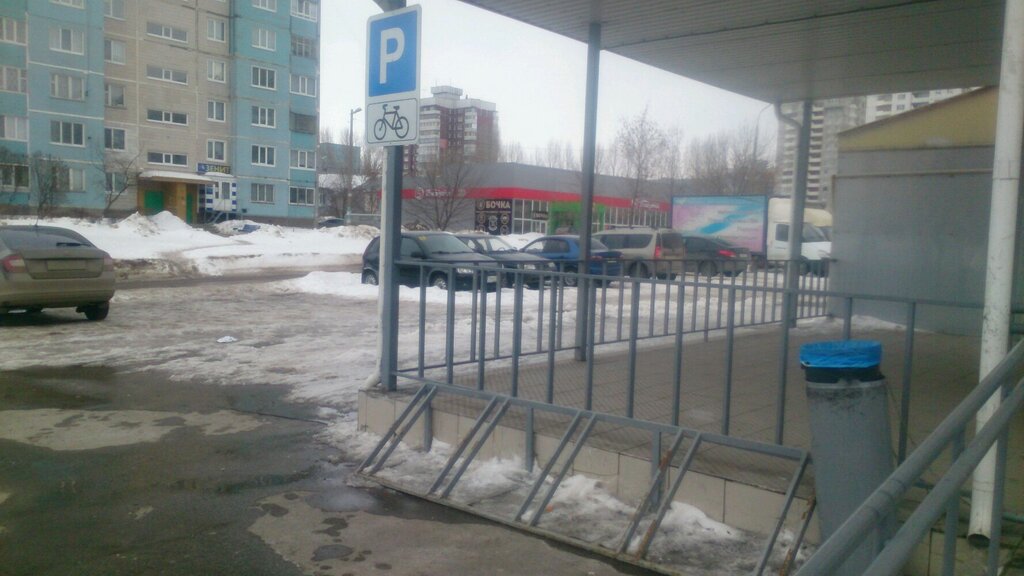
[775,89,969,209]
[0,0,320,225]
[405,85,498,173]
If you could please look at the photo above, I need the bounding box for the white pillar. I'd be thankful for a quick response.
[969,0,1024,541]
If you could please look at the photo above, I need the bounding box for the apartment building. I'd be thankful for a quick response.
[0,0,320,225]
[405,85,498,173]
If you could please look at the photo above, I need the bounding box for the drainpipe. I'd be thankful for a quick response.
[970,0,1024,543]
[776,101,811,326]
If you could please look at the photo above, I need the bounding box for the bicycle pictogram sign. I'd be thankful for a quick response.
[373,104,410,140]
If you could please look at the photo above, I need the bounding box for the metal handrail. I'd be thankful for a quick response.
[796,339,1024,575]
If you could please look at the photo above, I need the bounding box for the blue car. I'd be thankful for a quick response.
[521,235,622,286]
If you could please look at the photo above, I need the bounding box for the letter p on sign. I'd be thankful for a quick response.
[367,6,419,98]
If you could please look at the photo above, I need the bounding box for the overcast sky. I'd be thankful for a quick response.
[320,0,779,157]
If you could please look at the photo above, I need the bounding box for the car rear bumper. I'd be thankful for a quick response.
[0,273,115,312]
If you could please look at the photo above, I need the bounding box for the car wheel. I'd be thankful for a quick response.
[562,267,578,287]
[362,270,378,285]
[628,262,650,278]
[83,303,109,322]
[430,273,449,290]
[699,261,718,278]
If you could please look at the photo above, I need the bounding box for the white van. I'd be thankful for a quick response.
[766,198,832,274]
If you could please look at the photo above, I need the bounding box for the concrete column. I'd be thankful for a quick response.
[970,0,1024,542]
[786,101,812,325]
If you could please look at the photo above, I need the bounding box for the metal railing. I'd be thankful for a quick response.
[796,339,1024,576]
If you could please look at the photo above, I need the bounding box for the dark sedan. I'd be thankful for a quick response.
[361,231,499,290]
[455,233,552,287]
[681,235,751,277]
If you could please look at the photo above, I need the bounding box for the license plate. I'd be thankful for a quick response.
[487,275,497,283]
[47,260,86,271]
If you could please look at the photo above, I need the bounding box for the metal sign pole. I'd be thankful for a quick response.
[379,145,403,391]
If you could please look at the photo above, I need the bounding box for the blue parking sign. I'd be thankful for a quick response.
[367,6,420,98]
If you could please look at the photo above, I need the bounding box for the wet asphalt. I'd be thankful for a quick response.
[0,314,644,576]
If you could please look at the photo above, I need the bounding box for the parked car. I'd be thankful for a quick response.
[680,235,751,277]
[521,235,622,286]
[455,233,552,287]
[0,225,116,321]
[315,217,345,229]
[592,227,686,278]
[361,231,499,290]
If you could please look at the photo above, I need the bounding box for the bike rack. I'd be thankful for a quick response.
[356,381,816,575]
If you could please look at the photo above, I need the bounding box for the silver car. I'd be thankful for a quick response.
[0,225,116,321]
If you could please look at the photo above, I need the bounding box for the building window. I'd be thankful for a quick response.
[290,149,315,170]
[50,74,85,100]
[105,83,125,108]
[251,146,275,166]
[207,59,227,83]
[105,172,126,193]
[290,35,316,59]
[50,121,84,146]
[290,112,317,134]
[0,115,28,141]
[146,22,188,43]
[147,151,187,166]
[253,0,277,11]
[289,186,314,205]
[104,127,126,150]
[0,18,26,45]
[52,0,85,8]
[147,109,188,126]
[251,183,274,203]
[251,66,276,90]
[252,27,276,51]
[207,18,226,42]
[50,27,84,54]
[104,0,125,19]
[0,164,29,189]
[207,100,226,122]
[206,139,226,161]
[0,66,26,93]
[65,168,86,192]
[289,74,316,97]
[104,38,126,64]
[146,65,187,85]
[251,106,276,128]
[291,0,317,21]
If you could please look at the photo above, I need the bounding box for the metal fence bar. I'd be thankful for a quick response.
[525,406,535,473]
[441,399,513,499]
[754,452,810,576]
[470,271,479,362]
[649,278,657,337]
[672,276,686,427]
[842,297,853,340]
[663,275,672,335]
[511,274,524,397]
[585,280,598,411]
[536,272,545,353]
[367,386,440,475]
[635,433,704,558]
[628,280,641,418]
[357,384,433,473]
[428,397,500,495]
[528,415,598,527]
[557,274,566,349]
[987,415,1010,576]
[898,301,917,463]
[599,272,608,343]
[722,286,736,436]
[418,268,427,378]
[494,270,503,357]
[477,278,488,390]
[446,268,456,384]
[546,275,558,403]
[617,279,626,342]
[775,288,792,445]
[618,429,688,554]
[514,412,585,523]
[941,430,965,576]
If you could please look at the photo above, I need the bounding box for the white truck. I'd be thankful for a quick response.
[766,197,833,272]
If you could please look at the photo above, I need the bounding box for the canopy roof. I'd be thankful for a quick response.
[456,0,1003,102]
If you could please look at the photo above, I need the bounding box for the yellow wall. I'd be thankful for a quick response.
[135,181,195,222]
[839,87,997,152]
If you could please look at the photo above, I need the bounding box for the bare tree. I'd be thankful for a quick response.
[686,133,731,196]
[686,125,774,197]
[407,149,476,230]
[499,141,526,163]
[357,145,384,215]
[28,152,69,217]
[93,149,141,219]
[728,122,774,196]
[616,107,668,225]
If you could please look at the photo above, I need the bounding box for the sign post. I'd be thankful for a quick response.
[367,4,419,391]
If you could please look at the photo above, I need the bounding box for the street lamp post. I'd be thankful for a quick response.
[347,107,362,218]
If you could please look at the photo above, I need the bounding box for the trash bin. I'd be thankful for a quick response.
[801,340,895,576]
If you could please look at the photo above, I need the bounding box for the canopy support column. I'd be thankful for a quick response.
[970,0,1024,543]
[575,19,601,361]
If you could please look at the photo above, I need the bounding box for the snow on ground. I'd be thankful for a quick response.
[0,212,372,278]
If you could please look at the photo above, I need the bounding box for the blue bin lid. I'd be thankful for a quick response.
[800,340,882,369]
